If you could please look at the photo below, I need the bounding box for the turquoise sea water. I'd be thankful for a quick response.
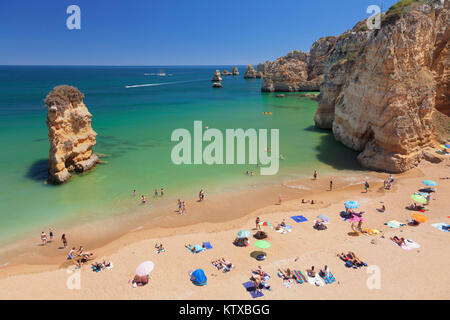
[0,66,360,245]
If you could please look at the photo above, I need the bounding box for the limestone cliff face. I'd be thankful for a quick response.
[45,85,99,184]
[244,65,258,79]
[261,37,337,92]
[314,0,450,173]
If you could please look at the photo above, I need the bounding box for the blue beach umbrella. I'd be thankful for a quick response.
[345,201,360,209]
[422,180,438,187]
[237,230,252,238]
[445,144,450,149]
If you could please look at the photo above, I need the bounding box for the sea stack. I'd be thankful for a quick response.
[244,65,258,79]
[222,69,232,76]
[314,0,449,173]
[45,85,99,184]
[231,66,239,76]
[211,70,223,82]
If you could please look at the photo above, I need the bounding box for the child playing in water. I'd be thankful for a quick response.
[141,195,147,204]
[154,189,158,197]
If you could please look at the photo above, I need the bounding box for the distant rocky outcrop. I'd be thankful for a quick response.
[212,70,223,82]
[212,82,223,88]
[261,37,337,92]
[231,67,240,76]
[45,85,99,184]
[314,0,449,173]
[244,65,258,79]
[222,69,232,76]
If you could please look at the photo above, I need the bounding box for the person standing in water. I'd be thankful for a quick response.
[364,181,370,193]
[313,170,318,180]
[329,180,333,191]
[61,234,68,248]
[160,188,164,196]
[177,199,182,213]
[41,232,47,246]
[49,228,54,242]
[141,195,147,204]
[133,189,136,196]
[182,201,186,214]
[154,189,159,197]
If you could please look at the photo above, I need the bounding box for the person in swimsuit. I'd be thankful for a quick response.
[177,199,182,213]
[40,232,47,245]
[49,228,54,242]
[154,189,158,197]
[61,234,68,248]
[330,180,333,191]
[256,217,261,230]
[182,201,186,214]
[313,170,317,180]
[141,195,146,204]
[307,266,316,277]
[160,188,164,196]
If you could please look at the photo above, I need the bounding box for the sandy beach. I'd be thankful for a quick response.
[0,160,449,300]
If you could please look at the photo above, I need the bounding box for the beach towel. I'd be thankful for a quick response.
[320,273,336,284]
[291,215,308,223]
[432,223,450,232]
[187,245,205,254]
[386,220,405,229]
[203,242,213,249]
[243,281,264,299]
[307,275,324,287]
[405,239,420,249]
[292,270,307,284]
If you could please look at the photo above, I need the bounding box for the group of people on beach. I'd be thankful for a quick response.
[177,199,187,214]
[40,229,54,245]
[135,187,165,204]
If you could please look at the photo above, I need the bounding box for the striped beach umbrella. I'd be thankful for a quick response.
[237,230,252,238]
[422,180,437,187]
[344,201,360,209]
[411,194,427,204]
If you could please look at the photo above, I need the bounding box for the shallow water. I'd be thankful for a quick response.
[0,66,361,245]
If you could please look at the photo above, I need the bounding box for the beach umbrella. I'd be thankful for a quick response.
[412,213,428,223]
[254,240,271,250]
[422,180,438,187]
[411,194,427,204]
[345,201,360,209]
[237,230,252,238]
[440,145,448,149]
[445,144,450,149]
[136,261,154,277]
[317,214,330,222]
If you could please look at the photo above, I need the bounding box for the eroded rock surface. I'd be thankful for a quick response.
[314,0,449,173]
[45,85,99,184]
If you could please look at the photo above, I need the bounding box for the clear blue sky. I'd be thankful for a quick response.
[0,0,398,65]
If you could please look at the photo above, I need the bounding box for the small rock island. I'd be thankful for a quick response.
[45,85,99,184]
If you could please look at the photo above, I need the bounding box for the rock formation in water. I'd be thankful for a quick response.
[45,85,99,184]
[314,0,449,173]
[212,70,223,82]
[244,65,258,79]
[261,37,337,92]
[222,69,232,76]
[231,66,239,76]
[212,82,223,88]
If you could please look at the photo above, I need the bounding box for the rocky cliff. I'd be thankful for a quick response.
[261,37,337,92]
[45,85,99,184]
[314,0,449,173]
[244,65,258,79]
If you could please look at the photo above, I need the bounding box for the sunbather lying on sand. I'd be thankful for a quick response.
[155,243,165,253]
[253,265,265,277]
[185,244,199,253]
[337,252,366,267]
[320,265,330,278]
[91,262,104,272]
[278,268,293,279]
[306,266,316,277]
[391,236,406,246]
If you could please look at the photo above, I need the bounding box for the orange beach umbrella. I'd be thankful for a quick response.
[412,213,428,223]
